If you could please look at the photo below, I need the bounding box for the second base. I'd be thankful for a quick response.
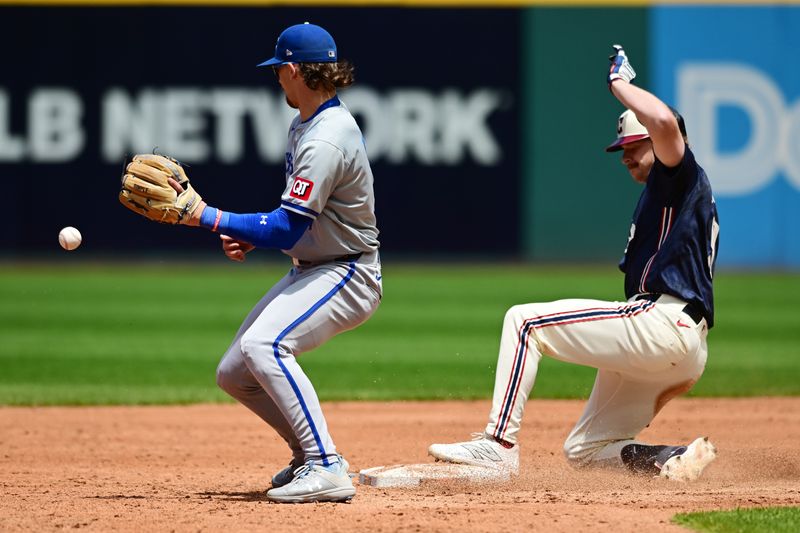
[358,463,510,488]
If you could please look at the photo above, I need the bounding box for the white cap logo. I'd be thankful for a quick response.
[605,109,650,152]
[328,50,335,58]
[618,109,648,138]
[285,49,293,56]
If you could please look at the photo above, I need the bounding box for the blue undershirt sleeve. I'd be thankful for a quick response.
[199,206,311,250]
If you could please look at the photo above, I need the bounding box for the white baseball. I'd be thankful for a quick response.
[58,226,82,251]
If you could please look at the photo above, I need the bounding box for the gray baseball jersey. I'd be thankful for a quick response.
[216,94,382,471]
[281,98,379,262]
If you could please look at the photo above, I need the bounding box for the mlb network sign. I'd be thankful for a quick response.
[654,6,800,267]
[0,86,505,167]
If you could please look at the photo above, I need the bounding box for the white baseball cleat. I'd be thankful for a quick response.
[659,436,718,482]
[428,433,519,474]
[270,458,304,489]
[266,456,355,503]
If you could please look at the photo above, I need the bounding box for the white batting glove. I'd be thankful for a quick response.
[608,44,637,87]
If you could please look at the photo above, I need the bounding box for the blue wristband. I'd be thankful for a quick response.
[199,206,223,231]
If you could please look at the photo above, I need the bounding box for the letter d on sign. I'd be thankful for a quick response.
[678,64,783,195]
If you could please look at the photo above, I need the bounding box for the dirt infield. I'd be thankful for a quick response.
[1,398,798,532]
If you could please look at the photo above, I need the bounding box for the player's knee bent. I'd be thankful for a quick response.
[215,353,253,397]
[505,303,550,327]
[504,305,528,330]
[504,304,548,348]
[215,356,249,397]
[215,364,236,394]
[562,437,596,468]
[239,333,282,368]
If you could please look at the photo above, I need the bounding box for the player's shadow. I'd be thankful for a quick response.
[195,490,269,502]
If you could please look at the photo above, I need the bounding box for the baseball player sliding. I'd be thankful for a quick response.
[119,23,381,503]
[429,45,720,482]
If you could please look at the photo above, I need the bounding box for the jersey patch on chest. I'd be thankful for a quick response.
[290,177,314,201]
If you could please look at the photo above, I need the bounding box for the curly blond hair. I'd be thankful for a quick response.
[298,61,355,92]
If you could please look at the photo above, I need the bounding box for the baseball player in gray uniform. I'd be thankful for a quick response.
[179,22,381,503]
[428,45,719,483]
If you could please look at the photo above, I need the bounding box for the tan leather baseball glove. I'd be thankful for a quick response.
[119,154,203,224]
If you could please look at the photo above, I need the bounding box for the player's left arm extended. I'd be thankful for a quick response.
[120,153,311,249]
[194,206,311,250]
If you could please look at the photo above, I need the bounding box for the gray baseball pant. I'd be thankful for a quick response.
[216,255,381,466]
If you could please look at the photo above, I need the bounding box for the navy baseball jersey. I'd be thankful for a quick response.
[620,146,720,327]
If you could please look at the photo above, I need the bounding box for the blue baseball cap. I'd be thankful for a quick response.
[257,23,337,67]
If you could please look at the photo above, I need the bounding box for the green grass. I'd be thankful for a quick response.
[0,262,799,405]
[674,506,800,533]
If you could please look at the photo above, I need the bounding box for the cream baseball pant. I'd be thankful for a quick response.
[215,253,381,467]
[485,294,708,468]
